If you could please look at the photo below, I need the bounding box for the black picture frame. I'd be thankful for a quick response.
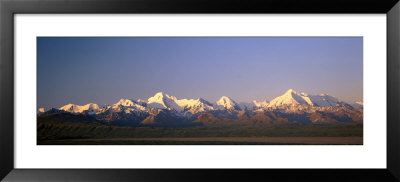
[1,0,399,181]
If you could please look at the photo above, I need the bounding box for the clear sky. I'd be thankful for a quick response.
[37,37,363,108]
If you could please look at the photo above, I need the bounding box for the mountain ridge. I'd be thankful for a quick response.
[53,89,361,113]
[41,89,363,127]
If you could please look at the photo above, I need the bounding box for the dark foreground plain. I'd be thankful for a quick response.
[38,136,363,145]
[37,118,363,145]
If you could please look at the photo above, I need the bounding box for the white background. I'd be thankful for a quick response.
[15,14,386,168]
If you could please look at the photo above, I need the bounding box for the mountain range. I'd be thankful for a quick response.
[38,89,363,127]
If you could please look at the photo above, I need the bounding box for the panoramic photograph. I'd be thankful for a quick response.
[37,37,363,145]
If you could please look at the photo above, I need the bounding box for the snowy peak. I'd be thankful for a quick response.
[147,92,184,111]
[85,103,100,111]
[175,98,211,108]
[37,108,45,114]
[59,103,100,114]
[175,97,215,113]
[268,89,349,108]
[111,98,146,112]
[147,92,215,113]
[147,92,169,109]
[285,88,296,94]
[59,104,75,112]
[153,92,171,100]
[216,96,240,110]
[114,98,135,107]
[268,89,312,107]
[253,100,269,108]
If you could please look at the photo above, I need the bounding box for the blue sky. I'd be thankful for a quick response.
[37,37,363,108]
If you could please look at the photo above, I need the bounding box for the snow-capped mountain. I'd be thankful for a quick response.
[59,103,100,114]
[175,98,215,114]
[51,89,357,115]
[147,92,184,111]
[308,94,349,107]
[113,98,135,107]
[215,96,241,110]
[268,89,313,107]
[111,98,147,113]
[268,89,349,108]
[253,100,269,108]
[37,108,45,114]
[146,92,216,114]
[41,89,362,126]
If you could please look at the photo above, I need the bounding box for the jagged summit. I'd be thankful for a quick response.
[111,98,146,113]
[114,98,135,107]
[176,97,215,114]
[253,100,268,108]
[218,96,233,103]
[147,92,216,113]
[268,89,346,108]
[152,92,169,98]
[285,88,296,94]
[155,91,164,96]
[147,92,182,111]
[216,96,240,110]
[269,89,312,107]
[59,103,100,114]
